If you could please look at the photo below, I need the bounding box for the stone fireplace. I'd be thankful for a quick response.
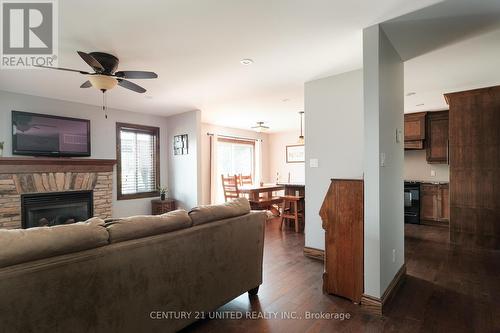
[0,158,116,229]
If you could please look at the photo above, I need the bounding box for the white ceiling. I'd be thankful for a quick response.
[382,0,500,113]
[0,0,440,132]
[404,27,500,113]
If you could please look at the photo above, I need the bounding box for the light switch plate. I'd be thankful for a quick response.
[396,128,403,143]
[431,169,436,177]
[309,158,319,168]
[380,153,386,167]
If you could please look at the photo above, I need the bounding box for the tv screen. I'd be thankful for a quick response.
[12,111,91,157]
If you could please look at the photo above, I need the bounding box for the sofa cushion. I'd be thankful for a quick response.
[0,217,109,268]
[189,197,251,225]
[105,209,192,243]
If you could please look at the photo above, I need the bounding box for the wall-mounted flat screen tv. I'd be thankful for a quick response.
[12,111,91,157]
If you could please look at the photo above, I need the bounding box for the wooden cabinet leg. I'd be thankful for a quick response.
[248,286,260,296]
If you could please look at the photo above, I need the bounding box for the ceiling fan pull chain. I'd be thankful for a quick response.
[102,90,108,119]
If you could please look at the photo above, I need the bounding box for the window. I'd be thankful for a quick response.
[116,123,160,200]
[216,138,255,202]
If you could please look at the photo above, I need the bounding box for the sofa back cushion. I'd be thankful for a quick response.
[0,217,109,268]
[189,197,251,225]
[105,209,192,243]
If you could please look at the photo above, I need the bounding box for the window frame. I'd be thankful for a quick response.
[116,122,160,200]
[217,137,256,179]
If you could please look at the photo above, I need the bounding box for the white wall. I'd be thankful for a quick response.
[166,110,202,210]
[0,90,169,217]
[404,150,449,181]
[363,25,405,298]
[268,131,305,184]
[304,69,364,251]
[200,123,269,205]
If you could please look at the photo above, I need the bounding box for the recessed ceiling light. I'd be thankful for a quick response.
[282,98,290,102]
[240,58,254,65]
[416,103,425,106]
[406,92,416,96]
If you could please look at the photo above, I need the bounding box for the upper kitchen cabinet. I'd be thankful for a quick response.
[426,111,449,163]
[404,112,426,149]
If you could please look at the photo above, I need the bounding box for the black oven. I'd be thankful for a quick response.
[404,181,420,224]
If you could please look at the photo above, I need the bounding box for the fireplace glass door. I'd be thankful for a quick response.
[21,191,93,229]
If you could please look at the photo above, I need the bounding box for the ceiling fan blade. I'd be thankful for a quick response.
[114,71,158,79]
[80,80,92,88]
[33,65,90,74]
[117,79,146,93]
[77,51,104,72]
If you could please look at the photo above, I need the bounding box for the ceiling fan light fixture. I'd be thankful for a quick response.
[88,74,118,91]
[252,121,269,132]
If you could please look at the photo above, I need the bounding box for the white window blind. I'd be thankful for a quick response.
[117,124,159,198]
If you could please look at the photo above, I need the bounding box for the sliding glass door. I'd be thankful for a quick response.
[215,138,255,202]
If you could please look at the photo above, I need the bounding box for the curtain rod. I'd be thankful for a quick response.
[206,132,262,142]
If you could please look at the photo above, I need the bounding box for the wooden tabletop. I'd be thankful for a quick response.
[239,184,285,193]
[277,183,305,187]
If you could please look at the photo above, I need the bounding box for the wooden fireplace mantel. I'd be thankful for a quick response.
[0,157,117,174]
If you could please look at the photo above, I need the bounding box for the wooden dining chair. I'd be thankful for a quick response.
[221,174,240,202]
[239,174,253,186]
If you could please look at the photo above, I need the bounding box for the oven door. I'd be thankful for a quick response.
[404,187,420,224]
[404,191,412,207]
[404,188,419,207]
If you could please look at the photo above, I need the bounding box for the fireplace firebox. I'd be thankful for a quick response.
[21,191,93,229]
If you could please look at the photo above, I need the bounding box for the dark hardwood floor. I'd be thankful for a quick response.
[182,221,500,333]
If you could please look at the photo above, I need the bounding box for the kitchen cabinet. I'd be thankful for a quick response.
[404,112,426,150]
[426,111,449,163]
[440,184,449,221]
[420,183,449,225]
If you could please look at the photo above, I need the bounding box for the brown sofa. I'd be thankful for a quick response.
[0,198,266,333]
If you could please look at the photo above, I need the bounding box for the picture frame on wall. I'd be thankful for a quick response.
[174,134,188,155]
[286,144,305,163]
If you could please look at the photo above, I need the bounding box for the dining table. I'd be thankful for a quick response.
[277,183,305,196]
[238,183,285,202]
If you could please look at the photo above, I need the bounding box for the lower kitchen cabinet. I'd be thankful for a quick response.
[420,183,449,226]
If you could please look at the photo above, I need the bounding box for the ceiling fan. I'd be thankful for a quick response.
[251,121,269,132]
[34,51,158,94]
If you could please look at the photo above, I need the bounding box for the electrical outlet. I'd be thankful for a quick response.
[431,169,436,177]
[392,249,396,263]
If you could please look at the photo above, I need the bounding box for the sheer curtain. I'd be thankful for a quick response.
[209,134,219,204]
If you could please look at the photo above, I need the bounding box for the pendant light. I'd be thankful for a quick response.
[298,111,305,144]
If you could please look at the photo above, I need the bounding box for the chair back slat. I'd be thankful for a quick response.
[221,174,240,202]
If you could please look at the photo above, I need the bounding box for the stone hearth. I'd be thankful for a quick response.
[0,158,116,229]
